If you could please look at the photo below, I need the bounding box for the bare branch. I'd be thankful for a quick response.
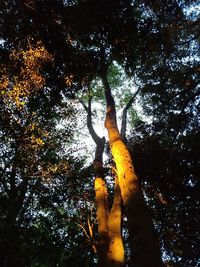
[78,95,102,145]
[87,216,93,238]
[78,97,89,113]
[121,88,140,142]
[76,222,91,241]
[76,221,97,253]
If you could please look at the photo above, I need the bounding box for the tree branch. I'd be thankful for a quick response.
[101,70,115,109]
[78,96,102,145]
[121,88,140,142]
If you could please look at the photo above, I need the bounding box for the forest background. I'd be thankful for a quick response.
[0,0,200,266]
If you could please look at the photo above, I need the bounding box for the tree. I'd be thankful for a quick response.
[0,0,199,266]
[79,88,125,266]
[0,42,95,266]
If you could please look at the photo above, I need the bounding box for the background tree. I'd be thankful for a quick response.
[0,42,96,266]
[0,0,199,266]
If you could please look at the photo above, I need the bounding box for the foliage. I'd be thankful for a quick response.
[0,0,200,266]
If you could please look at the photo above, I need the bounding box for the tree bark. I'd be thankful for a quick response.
[94,175,109,266]
[81,95,125,267]
[94,139,109,267]
[107,177,124,267]
[101,72,164,267]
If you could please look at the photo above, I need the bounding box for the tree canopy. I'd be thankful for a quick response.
[0,0,200,266]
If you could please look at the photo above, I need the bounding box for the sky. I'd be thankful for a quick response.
[63,62,148,165]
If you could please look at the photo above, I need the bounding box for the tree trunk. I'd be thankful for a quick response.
[94,175,109,267]
[107,177,124,267]
[101,72,164,267]
[94,141,124,267]
[82,95,125,266]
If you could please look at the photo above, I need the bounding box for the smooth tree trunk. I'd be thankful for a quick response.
[101,72,164,267]
[81,95,125,267]
[107,177,124,267]
[94,138,109,266]
[94,165,124,267]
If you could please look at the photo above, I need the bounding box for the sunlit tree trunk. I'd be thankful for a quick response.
[101,71,164,267]
[81,95,124,266]
[94,158,124,267]
[107,177,124,267]
[94,139,109,266]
